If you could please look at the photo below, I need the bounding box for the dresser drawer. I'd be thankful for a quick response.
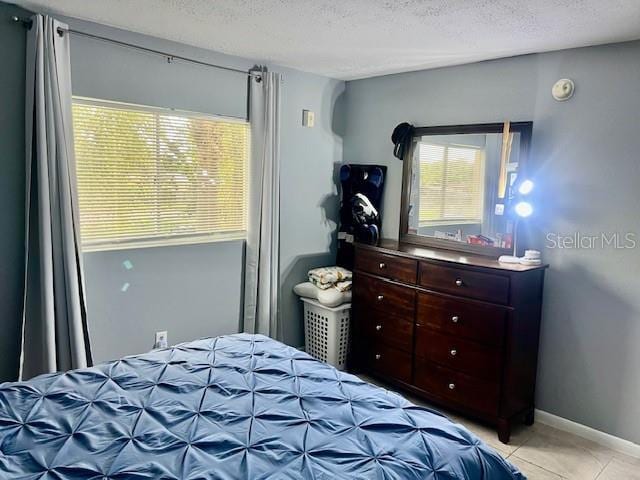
[359,309,414,352]
[355,248,417,284]
[354,274,415,320]
[415,328,502,382]
[365,342,413,384]
[414,360,499,416]
[418,262,510,304]
[416,292,507,348]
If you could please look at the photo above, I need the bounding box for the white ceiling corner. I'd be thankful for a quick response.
[11,0,640,80]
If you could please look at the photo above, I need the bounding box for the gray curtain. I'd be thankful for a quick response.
[21,15,92,380]
[243,69,282,339]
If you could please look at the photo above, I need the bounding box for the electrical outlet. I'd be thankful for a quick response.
[154,330,168,349]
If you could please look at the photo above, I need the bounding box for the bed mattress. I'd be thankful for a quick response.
[0,334,523,479]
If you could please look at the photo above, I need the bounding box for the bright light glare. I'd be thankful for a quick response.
[518,179,534,195]
[515,201,533,218]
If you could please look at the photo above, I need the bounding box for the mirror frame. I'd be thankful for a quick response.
[399,121,533,257]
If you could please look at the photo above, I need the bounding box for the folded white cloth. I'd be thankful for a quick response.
[335,280,352,292]
[293,282,352,307]
[308,266,352,289]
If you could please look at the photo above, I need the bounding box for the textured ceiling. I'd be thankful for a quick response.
[12,0,640,79]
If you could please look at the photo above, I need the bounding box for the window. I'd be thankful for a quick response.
[72,98,249,250]
[417,142,484,226]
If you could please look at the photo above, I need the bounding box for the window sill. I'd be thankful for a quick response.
[82,231,246,253]
[419,220,482,227]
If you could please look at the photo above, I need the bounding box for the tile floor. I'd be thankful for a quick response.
[359,375,640,479]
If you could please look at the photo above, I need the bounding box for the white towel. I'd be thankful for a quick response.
[308,266,352,289]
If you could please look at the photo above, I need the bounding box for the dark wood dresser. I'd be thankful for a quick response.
[350,240,547,443]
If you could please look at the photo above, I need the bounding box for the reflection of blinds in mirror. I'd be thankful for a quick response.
[418,142,484,225]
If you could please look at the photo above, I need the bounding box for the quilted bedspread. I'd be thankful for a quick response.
[0,334,524,479]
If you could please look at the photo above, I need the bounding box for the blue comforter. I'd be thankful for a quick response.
[0,334,524,479]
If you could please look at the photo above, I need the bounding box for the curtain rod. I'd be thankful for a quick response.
[11,15,262,79]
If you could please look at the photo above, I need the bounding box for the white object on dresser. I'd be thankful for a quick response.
[520,249,542,266]
[498,255,520,264]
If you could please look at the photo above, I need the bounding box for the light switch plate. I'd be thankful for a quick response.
[155,330,168,349]
[302,109,315,127]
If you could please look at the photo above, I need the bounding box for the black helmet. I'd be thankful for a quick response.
[391,122,414,160]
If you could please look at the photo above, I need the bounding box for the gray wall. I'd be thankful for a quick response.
[279,67,344,347]
[83,242,244,363]
[65,18,344,359]
[343,41,640,444]
[0,3,28,382]
[0,9,343,369]
[64,18,253,363]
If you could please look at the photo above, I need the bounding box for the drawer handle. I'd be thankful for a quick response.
[450,349,457,357]
[375,325,382,331]
[451,315,460,324]
[455,278,464,287]
[448,383,456,390]
[379,262,386,269]
[376,295,384,302]
[375,354,381,360]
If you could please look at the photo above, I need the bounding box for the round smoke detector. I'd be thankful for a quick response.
[552,78,575,101]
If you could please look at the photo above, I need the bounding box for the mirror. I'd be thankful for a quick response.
[400,122,533,256]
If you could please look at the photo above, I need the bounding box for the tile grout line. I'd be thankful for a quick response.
[507,431,533,457]
[508,429,618,480]
[507,429,597,479]
[593,457,613,480]
[502,429,537,459]
[508,451,573,479]
[534,424,619,479]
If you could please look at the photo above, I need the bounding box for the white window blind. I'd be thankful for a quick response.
[72,98,249,250]
[418,142,484,225]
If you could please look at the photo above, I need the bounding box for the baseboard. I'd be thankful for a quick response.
[535,409,640,459]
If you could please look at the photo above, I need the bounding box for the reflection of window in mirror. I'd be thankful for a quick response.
[408,132,521,249]
[417,142,485,228]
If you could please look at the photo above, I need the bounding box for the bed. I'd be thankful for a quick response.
[0,334,524,479]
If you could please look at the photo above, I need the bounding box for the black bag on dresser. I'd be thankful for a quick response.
[336,164,386,269]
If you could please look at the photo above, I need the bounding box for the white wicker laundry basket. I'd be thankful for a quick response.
[302,298,351,370]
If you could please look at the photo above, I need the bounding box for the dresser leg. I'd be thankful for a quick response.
[524,409,535,426]
[497,418,511,444]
